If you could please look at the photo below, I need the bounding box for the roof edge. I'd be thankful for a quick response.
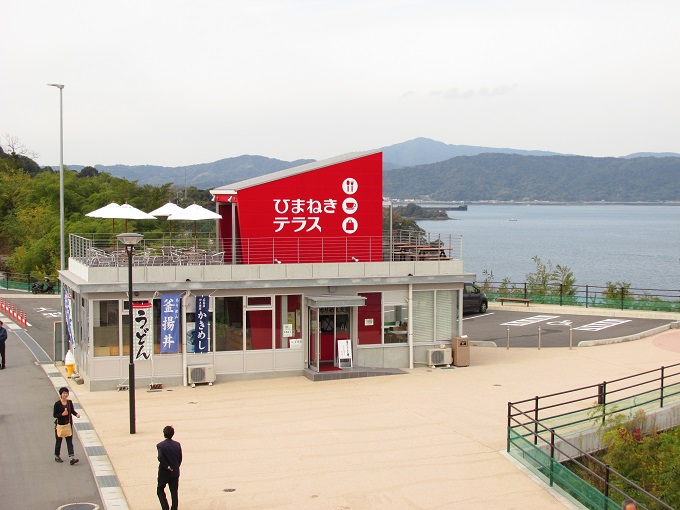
[211,149,381,194]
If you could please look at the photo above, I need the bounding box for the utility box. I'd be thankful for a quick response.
[452,336,470,366]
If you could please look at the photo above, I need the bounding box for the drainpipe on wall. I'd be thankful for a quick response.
[408,283,413,369]
[458,287,464,337]
[182,292,189,387]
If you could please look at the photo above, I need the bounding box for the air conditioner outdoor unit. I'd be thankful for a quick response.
[427,348,452,368]
[188,364,215,387]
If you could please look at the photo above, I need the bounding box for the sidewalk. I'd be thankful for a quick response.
[64,321,680,509]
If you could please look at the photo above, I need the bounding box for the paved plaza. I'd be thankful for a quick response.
[3,294,679,509]
[69,318,680,509]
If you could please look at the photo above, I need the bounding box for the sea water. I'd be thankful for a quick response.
[416,205,680,290]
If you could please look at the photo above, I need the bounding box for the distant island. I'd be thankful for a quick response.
[393,204,449,220]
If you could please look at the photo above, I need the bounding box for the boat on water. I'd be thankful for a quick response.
[509,218,518,221]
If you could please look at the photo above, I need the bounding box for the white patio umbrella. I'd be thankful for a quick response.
[86,202,156,232]
[167,203,222,248]
[86,202,121,232]
[149,202,185,242]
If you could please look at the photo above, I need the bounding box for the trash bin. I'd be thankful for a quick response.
[452,336,470,367]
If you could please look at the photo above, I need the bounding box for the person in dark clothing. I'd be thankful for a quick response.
[157,425,182,510]
[0,320,7,369]
[53,386,80,464]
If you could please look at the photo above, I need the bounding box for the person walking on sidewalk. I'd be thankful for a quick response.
[0,320,7,369]
[53,386,80,465]
[157,425,182,510]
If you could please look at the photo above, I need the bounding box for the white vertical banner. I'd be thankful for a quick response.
[133,301,154,360]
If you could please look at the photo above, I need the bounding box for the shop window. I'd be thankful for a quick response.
[413,291,434,343]
[246,309,273,350]
[275,295,302,349]
[93,300,120,357]
[413,290,457,343]
[215,297,244,351]
[435,290,455,341]
[247,296,271,308]
[383,305,408,344]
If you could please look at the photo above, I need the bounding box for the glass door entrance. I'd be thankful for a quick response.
[308,307,350,371]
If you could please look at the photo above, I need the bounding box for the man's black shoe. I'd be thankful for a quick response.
[55,456,63,463]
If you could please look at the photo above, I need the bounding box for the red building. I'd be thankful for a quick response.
[61,150,472,389]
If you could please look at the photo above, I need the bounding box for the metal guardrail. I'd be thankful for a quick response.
[68,230,464,266]
[508,364,680,509]
[482,280,680,313]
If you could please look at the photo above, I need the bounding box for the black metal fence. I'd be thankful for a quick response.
[480,281,680,313]
[508,363,680,509]
[0,272,61,293]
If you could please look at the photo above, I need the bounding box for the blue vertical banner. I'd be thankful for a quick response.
[161,294,181,354]
[63,289,74,347]
[194,295,210,353]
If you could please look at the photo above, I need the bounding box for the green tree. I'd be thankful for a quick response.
[525,255,553,295]
[551,263,577,295]
[599,411,680,507]
[603,281,631,300]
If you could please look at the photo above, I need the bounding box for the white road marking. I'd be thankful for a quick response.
[501,315,559,326]
[574,318,631,331]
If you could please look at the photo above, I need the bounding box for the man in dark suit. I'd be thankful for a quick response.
[156,425,183,510]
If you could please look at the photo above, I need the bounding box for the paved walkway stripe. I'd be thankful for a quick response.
[41,362,130,510]
[0,310,131,510]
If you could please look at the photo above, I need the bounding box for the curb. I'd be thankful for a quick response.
[42,363,130,510]
[578,324,671,347]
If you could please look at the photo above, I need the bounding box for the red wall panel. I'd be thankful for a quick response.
[218,153,383,264]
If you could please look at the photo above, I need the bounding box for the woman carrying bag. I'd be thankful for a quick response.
[53,386,80,465]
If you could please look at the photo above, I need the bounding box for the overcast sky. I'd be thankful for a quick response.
[3,0,679,168]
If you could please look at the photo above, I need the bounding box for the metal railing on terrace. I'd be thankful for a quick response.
[68,230,463,267]
[508,363,680,509]
[481,280,680,313]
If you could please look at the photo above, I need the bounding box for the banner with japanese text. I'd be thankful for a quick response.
[132,301,153,360]
[160,294,181,354]
[194,295,210,353]
[63,289,74,347]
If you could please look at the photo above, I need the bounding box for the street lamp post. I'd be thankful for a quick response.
[117,232,144,434]
[47,83,66,360]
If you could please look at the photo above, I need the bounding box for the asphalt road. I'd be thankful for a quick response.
[0,292,103,510]
[462,309,673,348]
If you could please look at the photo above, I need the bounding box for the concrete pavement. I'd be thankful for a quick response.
[70,312,680,509]
[0,312,103,510]
[4,294,680,509]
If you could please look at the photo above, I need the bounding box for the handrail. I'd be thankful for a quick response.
[481,280,680,312]
[507,407,673,509]
[508,364,680,509]
[68,231,464,266]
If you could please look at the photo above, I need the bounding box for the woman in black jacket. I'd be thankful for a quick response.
[53,386,80,464]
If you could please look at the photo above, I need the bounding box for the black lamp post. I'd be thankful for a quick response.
[117,232,144,434]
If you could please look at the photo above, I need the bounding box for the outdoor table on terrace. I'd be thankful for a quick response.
[391,245,452,261]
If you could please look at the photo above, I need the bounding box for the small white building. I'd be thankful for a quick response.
[60,151,473,390]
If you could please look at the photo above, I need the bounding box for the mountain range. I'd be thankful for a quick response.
[63,138,680,202]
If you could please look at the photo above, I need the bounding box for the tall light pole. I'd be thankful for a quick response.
[47,83,66,360]
[117,232,144,434]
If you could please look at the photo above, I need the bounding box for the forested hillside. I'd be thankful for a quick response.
[382,153,680,202]
[0,149,212,275]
